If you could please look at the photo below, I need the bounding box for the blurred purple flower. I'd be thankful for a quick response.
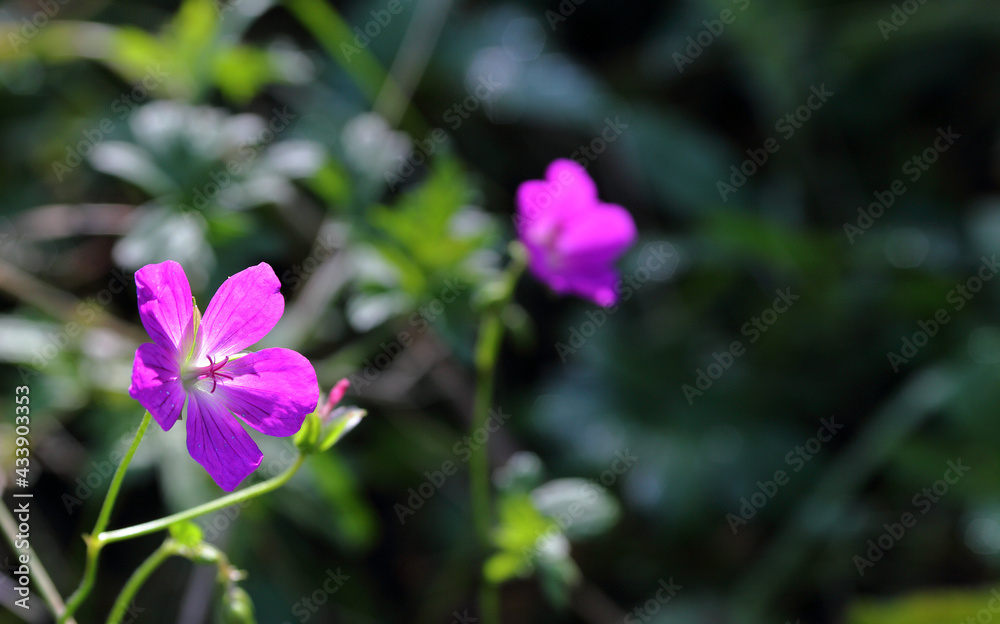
[516,159,637,306]
[128,261,318,491]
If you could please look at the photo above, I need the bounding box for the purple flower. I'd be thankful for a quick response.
[516,159,637,306]
[128,261,318,491]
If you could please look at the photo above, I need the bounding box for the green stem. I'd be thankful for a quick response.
[104,540,177,624]
[471,313,503,543]
[98,454,305,546]
[94,413,152,537]
[470,247,527,624]
[62,411,152,623]
[471,311,503,624]
[0,500,71,623]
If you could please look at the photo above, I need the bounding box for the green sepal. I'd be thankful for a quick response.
[293,411,322,453]
[318,407,367,451]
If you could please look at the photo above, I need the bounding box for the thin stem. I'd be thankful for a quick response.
[62,411,152,623]
[469,248,526,624]
[0,499,71,622]
[98,454,305,546]
[471,313,503,544]
[104,540,177,624]
[94,413,152,537]
[471,311,503,624]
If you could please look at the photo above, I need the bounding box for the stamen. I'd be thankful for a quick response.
[202,355,234,393]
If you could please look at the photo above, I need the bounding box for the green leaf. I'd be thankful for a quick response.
[494,493,558,555]
[531,478,621,540]
[483,551,532,584]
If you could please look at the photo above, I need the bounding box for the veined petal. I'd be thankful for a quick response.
[186,391,262,491]
[556,202,637,264]
[213,348,318,437]
[128,343,185,431]
[196,263,284,360]
[135,260,194,355]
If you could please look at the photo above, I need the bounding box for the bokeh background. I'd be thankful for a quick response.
[2,0,1000,622]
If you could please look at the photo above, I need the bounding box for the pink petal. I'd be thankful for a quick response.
[135,261,194,355]
[196,263,284,360]
[328,378,351,407]
[186,391,263,491]
[559,265,621,307]
[128,343,185,431]
[516,180,564,234]
[545,159,597,207]
[555,202,637,264]
[516,161,593,230]
[212,348,318,437]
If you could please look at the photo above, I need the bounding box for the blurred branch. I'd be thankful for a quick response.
[14,204,136,240]
[0,493,71,623]
[0,258,144,341]
[373,0,454,128]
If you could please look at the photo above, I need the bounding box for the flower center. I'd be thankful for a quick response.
[186,355,233,393]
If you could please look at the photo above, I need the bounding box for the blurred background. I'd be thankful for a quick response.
[2,0,1000,622]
